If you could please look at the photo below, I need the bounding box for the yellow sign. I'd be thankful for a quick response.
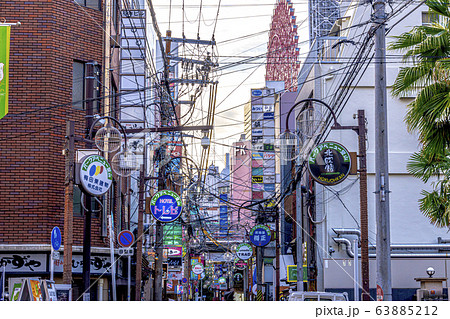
[287,265,297,282]
[252,176,263,183]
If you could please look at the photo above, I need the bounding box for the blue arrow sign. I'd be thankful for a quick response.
[51,227,62,251]
[150,190,183,223]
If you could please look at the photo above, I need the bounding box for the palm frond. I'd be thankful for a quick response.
[419,189,450,228]
[391,65,433,97]
[407,149,450,181]
[426,0,450,19]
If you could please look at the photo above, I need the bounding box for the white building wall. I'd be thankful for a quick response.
[295,1,450,293]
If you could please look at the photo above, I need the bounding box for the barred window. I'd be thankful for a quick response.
[422,12,439,25]
[74,0,101,10]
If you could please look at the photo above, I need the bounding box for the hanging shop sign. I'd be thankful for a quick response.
[234,259,247,270]
[166,246,183,257]
[236,243,253,260]
[167,257,182,267]
[79,155,113,196]
[192,263,204,275]
[249,225,272,247]
[150,190,183,223]
[234,272,243,282]
[307,141,351,186]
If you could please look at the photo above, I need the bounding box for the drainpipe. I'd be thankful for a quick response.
[332,237,450,258]
[333,237,354,258]
[333,228,361,241]
[368,244,450,250]
[438,237,450,244]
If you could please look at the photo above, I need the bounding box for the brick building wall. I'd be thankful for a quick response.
[0,0,108,247]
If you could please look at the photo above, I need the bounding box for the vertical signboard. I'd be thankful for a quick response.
[0,26,10,120]
[250,88,277,203]
[120,9,146,130]
[219,194,228,237]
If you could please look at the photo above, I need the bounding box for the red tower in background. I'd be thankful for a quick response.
[266,0,300,92]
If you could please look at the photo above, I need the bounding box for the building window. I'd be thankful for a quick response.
[72,61,101,111]
[74,0,101,10]
[72,61,86,109]
[422,12,439,25]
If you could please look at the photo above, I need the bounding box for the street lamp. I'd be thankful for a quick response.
[81,115,133,301]
[223,251,234,263]
[284,98,370,301]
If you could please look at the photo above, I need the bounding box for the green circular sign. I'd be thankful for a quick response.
[236,243,253,260]
[79,155,113,197]
[307,141,351,186]
[150,190,183,223]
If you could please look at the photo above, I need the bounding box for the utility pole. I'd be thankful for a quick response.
[256,246,263,301]
[373,0,392,301]
[256,208,264,301]
[154,221,164,300]
[103,0,116,301]
[152,28,172,302]
[82,62,95,302]
[358,110,370,301]
[135,166,145,301]
[63,121,75,285]
[296,185,304,292]
[275,207,280,301]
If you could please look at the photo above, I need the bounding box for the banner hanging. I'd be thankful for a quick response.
[0,26,11,120]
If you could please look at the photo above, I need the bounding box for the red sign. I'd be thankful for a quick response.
[376,284,384,301]
[235,260,247,270]
[166,246,182,257]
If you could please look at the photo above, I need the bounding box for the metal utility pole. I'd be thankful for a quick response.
[63,121,75,285]
[373,0,392,301]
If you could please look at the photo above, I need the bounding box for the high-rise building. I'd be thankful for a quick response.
[0,0,123,300]
[309,0,340,44]
[230,138,252,240]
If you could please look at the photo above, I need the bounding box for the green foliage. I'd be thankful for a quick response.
[390,0,450,227]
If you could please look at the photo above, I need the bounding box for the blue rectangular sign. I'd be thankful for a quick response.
[263,112,274,119]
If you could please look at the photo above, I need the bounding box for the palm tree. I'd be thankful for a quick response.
[389,0,450,227]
